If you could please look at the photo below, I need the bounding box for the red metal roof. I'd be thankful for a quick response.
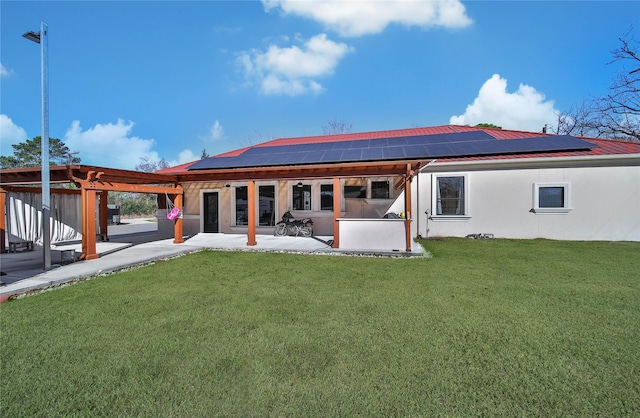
[159,160,195,174]
[255,125,472,147]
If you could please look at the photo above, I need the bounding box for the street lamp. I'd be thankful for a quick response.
[23,21,51,270]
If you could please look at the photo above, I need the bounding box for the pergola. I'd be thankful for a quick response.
[1,160,423,259]
[0,165,183,260]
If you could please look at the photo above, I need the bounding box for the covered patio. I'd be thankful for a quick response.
[1,159,424,261]
[175,159,424,251]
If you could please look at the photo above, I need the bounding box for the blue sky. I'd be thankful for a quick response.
[1,1,638,169]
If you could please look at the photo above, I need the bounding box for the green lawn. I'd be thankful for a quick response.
[1,239,639,416]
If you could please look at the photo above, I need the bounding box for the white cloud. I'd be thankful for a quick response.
[449,74,558,132]
[1,63,13,77]
[201,120,224,142]
[262,0,472,37]
[237,33,353,96]
[0,114,28,156]
[167,149,199,167]
[64,119,160,170]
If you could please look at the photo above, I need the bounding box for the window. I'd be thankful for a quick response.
[320,184,333,210]
[371,181,390,199]
[344,185,366,198]
[258,185,275,226]
[533,183,571,213]
[292,184,311,210]
[433,175,468,216]
[235,186,248,225]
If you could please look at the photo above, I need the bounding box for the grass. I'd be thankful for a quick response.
[1,239,639,416]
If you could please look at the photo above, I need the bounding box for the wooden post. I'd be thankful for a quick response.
[246,181,257,246]
[332,177,341,249]
[0,189,6,253]
[173,186,184,244]
[99,191,109,241]
[404,164,412,252]
[81,188,99,260]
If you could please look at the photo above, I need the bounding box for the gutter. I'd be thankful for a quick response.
[415,160,436,239]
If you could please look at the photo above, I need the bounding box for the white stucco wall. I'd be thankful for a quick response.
[413,163,640,241]
[338,218,409,251]
[176,177,401,237]
[170,158,638,242]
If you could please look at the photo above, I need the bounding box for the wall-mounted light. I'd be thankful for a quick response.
[297,182,303,188]
[225,184,231,188]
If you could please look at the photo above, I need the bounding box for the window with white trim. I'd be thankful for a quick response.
[370,181,390,199]
[344,184,366,198]
[432,174,469,216]
[533,183,571,213]
[320,184,333,210]
[234,186,248,225]
[292,184,311,210]
[258,185,276,226]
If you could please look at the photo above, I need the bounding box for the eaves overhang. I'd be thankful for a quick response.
[174,160,425,183]
[422,153,640,173]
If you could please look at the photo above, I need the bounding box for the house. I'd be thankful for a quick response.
[160,125,640,244]
[2,125,639,261]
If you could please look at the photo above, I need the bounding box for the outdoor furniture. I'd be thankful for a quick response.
[59,249,76,264]
[8,240,34,253]
[51,248,76,264]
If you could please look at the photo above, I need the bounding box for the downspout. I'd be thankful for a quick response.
[416,160,436,239]
[415,173,420,238]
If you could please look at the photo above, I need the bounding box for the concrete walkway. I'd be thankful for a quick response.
[1,232,425,300]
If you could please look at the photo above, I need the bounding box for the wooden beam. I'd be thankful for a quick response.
[247,180,257,246]
[74,180,183,195]
[175,160,425,183]
[0,164,180,186]
[332,177,341,249]
[173,186,184,244]
[0,186,81,195]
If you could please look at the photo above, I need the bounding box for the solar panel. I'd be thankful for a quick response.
[402,145,428,159]
[188,132,595,170]
[320,149,343,162]
[361,147,384,160]
[382,146,406,159]
[341,148,363,161]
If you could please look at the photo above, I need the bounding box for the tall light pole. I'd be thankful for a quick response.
[23,21,51,270]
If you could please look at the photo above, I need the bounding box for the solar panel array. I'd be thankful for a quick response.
[188,131,595,170]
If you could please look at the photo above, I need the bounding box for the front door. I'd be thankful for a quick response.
[203,192,219,233]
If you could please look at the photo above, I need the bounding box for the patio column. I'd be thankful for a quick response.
[332,177,341,249]
[81,187,99,260]
[99,191,108,242]
[0,189,6,253]
[173,186,184,244]
[247,180,257,246]
[404,164,412,252]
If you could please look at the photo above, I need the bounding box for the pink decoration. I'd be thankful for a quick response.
[167,207,181,220]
